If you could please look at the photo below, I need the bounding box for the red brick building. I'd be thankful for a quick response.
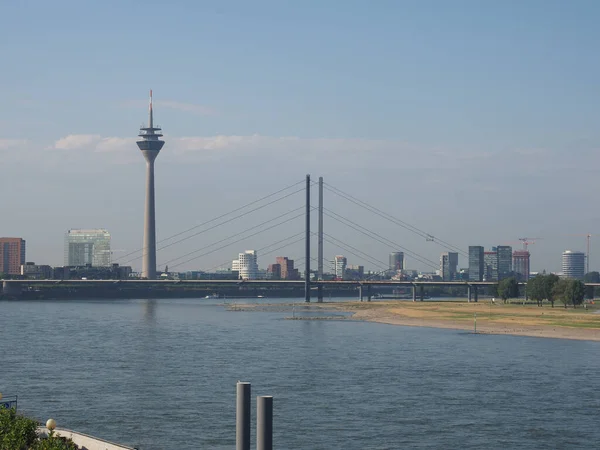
[275,257,300,280]
[0,237,26,275]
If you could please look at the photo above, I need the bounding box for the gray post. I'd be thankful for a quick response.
[236,382,251,450]
[305,174,311,302]
[468,285,472,302]
[359,285,363,302]
[412,285,417,302]
[317,177,324,303]
[367,284,372,302]
[257,396,273,450]
[420,285,424,301]
[474,285,478,303]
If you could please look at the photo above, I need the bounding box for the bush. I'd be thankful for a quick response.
[0,407,79,450]
[0,407,38,449]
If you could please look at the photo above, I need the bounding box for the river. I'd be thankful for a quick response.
[1,297,599,449]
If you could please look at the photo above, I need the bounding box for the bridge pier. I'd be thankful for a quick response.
[419,285,424,301]
[359,285,363,302]
[412,285,417,302]
[2,281,20,298]
[317,284,323,303]
[468,285,472,302]
[473,285,478,303]
[367,285,372,302]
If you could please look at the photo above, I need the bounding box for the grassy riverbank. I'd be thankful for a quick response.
[232,300,600,341]
[333,301,600,341]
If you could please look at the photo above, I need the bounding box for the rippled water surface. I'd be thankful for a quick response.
[1,298,599,449]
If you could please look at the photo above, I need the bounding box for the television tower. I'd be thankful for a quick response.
[137,90,165,279]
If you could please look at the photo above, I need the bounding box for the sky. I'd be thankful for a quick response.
[1,0,599,274]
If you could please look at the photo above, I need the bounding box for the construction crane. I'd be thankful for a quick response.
[565,234,592,274]
[519,237,542,251]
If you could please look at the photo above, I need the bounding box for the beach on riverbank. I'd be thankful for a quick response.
[231,300,600,341]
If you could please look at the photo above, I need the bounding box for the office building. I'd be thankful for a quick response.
[137,91,165,279]
[65,229,111,267]
[20,262,53,279]
[267,263,281,279]
[345,264,365,280]
[0,238,26,275]
[484,250,498,281]
[389,252,404,273]
[333,255,347,279]
[497,245,513,279]
[512,250,531,281]
[232,250,258,280]
[468,246,484,281]
[562,250,585,280]
[275,256,300,280]
[440,252,458,281]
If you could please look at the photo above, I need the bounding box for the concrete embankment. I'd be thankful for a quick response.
[38,427,136,450]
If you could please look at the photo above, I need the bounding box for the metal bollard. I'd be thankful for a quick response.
[257,395,273,450]
[236,382,251,450]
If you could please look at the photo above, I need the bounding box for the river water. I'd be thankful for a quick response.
[1,298,599,449]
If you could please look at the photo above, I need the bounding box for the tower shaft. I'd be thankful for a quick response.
[142,159,157,279]
[137,90,164,280]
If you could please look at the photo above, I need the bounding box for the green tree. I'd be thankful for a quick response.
[541,274,560,308]
[498,277,519,303]
[527,276,543,306]
[0,407,38,450]
[584,271,600,283]
[553,279,570,308]
[566,279,586,308]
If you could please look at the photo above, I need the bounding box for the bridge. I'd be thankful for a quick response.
[5,279,598,302]
[2,175,558,302]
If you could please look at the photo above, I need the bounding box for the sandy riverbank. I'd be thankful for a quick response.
[230,301,600,341]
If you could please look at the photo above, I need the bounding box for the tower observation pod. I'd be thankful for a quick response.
[136,90,165,279]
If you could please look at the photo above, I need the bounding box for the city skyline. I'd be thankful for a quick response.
[2,1,599,273]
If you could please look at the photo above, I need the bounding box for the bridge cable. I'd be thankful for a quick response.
[166,207,316,270]
[114,179,306,264]
[323,208,440,270]
[324,183,467,257]
[159,206,307,267]
[205,232,306,272]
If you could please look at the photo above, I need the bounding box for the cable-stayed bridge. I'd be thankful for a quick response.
[2,175,544,302]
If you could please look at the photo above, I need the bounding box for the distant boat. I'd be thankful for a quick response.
[205,293,219,299]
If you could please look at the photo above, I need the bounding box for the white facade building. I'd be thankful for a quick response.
[332,255,347,279]
[233,250,259,280]
[64,229,111,267]
[562,250,585,280]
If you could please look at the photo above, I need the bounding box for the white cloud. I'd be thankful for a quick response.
[95,137,135,153]
[53,134,101,150]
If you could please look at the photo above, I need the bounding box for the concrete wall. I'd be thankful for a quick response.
[38,427,136,450]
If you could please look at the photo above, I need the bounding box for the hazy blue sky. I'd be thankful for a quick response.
[1,0,599,273]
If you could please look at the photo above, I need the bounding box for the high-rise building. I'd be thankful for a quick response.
[64,229,111,267]
[389,252,404,273]
[497,245,513,280]
[0,238,26,275]
[484,250,498,281]
[233,250,258,280]
[468,246,484,281]
[562,250,585,280]
[440,252,458,281]
[333,255,347,279]
[267,263,281,279]
[513,250,531,281]
[137,90,165,280]
[275,257,300,280]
